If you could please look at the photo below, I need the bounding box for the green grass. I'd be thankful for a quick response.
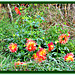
[0,4,75,71]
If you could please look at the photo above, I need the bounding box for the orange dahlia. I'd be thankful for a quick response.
[26,39,37,51]
[48,42,54,52]
[64,53,74,61]
[58,34,69,44]
[14,61,26,68]
[33,48,47,63]
[15,7,21,15]
[37,48,47,57]
[37,56,46,63]
[8,43,18,52]
[14,61,21,66]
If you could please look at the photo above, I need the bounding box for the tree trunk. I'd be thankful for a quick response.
[72,4,75,24]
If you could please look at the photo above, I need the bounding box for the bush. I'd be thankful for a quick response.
[0,4,75,71]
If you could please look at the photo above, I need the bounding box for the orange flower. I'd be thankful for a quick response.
[21,4,25,6]
[48,42,54,52]
[37,56,46,63]
[14,61,21,66]
[33,48,47,63]
[14,61,26,68]
[26,39,37,51]
[37,48,46,57]
[15,7,21,15]
[8,43,18,52]
[64,53,74,61]
[58,34,69,44]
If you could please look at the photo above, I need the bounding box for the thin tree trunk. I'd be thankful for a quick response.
[7,4,13,22]
[0,4,2,12]
[65,4,67,18]
[72,4,75,24]
[68,4,70,16]
[58,4,64,20]
[56,4,57,9]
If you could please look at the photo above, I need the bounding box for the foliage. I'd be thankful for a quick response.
[0,4,75,71]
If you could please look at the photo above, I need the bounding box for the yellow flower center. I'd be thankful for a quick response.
[11,44,16,49]
[27,42,35,46]
[50,45,53,48]
[39,49,46,56]
[66,56,73,61]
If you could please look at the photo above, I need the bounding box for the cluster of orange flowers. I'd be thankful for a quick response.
[33,48,47,63]
[8,39,54,62]
[25,39,53,62]
[8,31,74,63]
[9,7,75,67]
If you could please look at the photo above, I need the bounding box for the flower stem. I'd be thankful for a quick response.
[57,44,58,57]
